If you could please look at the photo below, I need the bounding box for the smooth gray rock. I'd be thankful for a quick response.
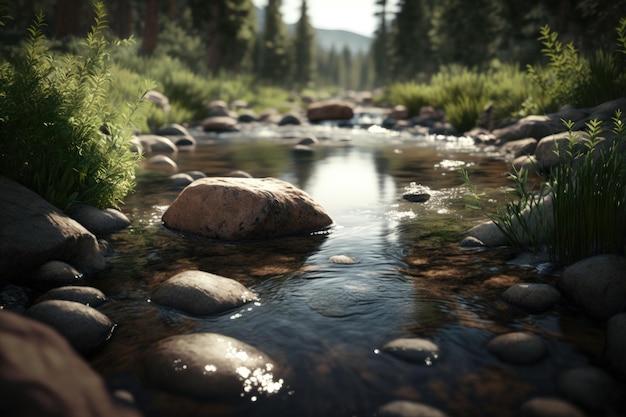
[146,154,178,171]
[141,332,284,400]
[65,204,131,237]
[138,134,178,153]
[28,260,85,291]
[41,286,107,307]
[151,270,256,316]
[25,300,115,355]
[520,397,585,417]
[502,283,561,313]
[378,400,449,417]
[559,255,626,320]
[382,338,441,365]
[487,332,548,364]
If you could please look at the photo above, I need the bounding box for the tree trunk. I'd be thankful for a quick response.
[54,0,84,37]
[140,0,159,55]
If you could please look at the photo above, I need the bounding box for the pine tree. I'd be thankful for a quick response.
[292,0,316,88]
[371,0,390,86]
[391,0,433,80]
[259,0,292,85]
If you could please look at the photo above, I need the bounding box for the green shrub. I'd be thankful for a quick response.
[0,3,144,210]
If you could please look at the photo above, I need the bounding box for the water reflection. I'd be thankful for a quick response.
[89,128,609,417]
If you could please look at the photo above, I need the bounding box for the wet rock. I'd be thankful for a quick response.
[151,270,256,316]
[41,286,107,307]
[298,135,319,146]
[307,100,355,122]
[329,255,358,265]
[173,136,196,147]
[512,154,536,172]
[501,283,561,313]
[278,113,302,126]
[465,221,508,247]
[0,310,141,417]
[458,236,486,249]
[381,338,440,365]
[65,204,131,237]
[156,123,192,137]
[499,137,538,159]
[520,397,585,417]
[146,154,178,171]
[0,176,105,282]
[402,192,431,203]
[559,254,626,320]
[238,112,257,123]
[378,400,449,417]
[487,331,548,364]
[169,173,194,187]
[492,115,565,144]
[185,170,206,180]
[25,300,115,355]
[138,134,178,153]
[141,332,284,400]
[534,131,591,172]
[28,260,85,291]
[292,144,315,155]
[556,366,616,412]
[162,177,333,240]
[605,313,626,377]
[201,116,239,132]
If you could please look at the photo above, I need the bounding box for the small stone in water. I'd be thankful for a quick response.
[329,255,358,265]
[402,193,431,203]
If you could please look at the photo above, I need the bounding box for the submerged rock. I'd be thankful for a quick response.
[142,332,284,400]
[487,331,548,364]
[151,270,256,316]
[519,397,585,417]
[381,338,441,365]
[378,400,449,417]
[501,283,561,313]
[162,177,333,240]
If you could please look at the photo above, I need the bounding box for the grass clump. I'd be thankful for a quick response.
[0,3,144,210]
[461,113,626,265]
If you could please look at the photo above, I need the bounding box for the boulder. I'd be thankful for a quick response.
[201,116,239,132]
[464,221,508,247]
[381,338,440,365]
[520,397,585,417]
[162,177,333,240]
[137,134,178,153]
[492,115,566,144]
[556,366,616,412]
[146,155,178,171]
[487,331,548,364]
[307,100,355,122]
[501,283,561,313]
[605,313,626,377]
[141,332,284,400]
[533,130,591,172]
[558,255,626,320]
[25,300,115,355]
[0,310,141,417]
[27,260,85,291]
[378,400,449,417]
[0,176,105,282]
[156,123,192,137]
[499,138,538,159]
[41,286,107,307]
[65,204,131,237]
[151,270,256,316]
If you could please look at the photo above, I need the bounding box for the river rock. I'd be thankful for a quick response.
[141,332,284,400]
[162,177,333,240]
[41,285,107,307]
[298,135,319,146]
[605,313,626,377]
[0,176,105,282]
[65,204,131,237]
[501,283,561,313]
[169,173,195,187]
[151,270,256,316]
[487,331,548,364]
[202,116,239,132]
[463,220,508,247]
[556,366,616,412]
[492,115,566,144]
[499,138,538,159]
[534,130,591,172]
[156,123,192,137]
[0,310,141,417]
[381,338,440,365]
[27,260,85,291]
[278,113,302,126]
[519,397,585,417]
[146,154,178,171]
[378,400,449,417]
[25,300,115,355]
[329,255,358,265]
[138,134,178,153]
[307,100,355,122]
[144,90,170,113]
[558,254,626,320]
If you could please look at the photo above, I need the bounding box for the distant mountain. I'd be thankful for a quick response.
[254,6,372,55]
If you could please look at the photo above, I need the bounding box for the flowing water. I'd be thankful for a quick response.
[89,124,607,417]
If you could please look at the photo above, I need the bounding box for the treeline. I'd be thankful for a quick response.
[3,0,626,92]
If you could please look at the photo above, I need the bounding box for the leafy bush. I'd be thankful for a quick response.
[0,3,144,210]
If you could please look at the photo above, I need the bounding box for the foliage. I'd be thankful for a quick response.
[461,114,626,265]
[258,0,292,85]
[0,3,144,210]
[390,0,432,80]
[292,0,316,89]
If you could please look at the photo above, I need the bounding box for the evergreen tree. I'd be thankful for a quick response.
[292,0,316,88]
[429,0,503,68]
[188,0,257,74]
[371,0,390,86]
[259,0,291,85]
[391,0,433,80]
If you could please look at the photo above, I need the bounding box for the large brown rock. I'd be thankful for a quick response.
[0,310,141,417]
[0,176,105,282]
[307,100,355,122]
[162,177,333,240]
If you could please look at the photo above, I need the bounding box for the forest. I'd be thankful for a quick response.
[3,0,626,91]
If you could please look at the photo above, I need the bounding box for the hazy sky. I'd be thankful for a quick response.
[251,0,399,38]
